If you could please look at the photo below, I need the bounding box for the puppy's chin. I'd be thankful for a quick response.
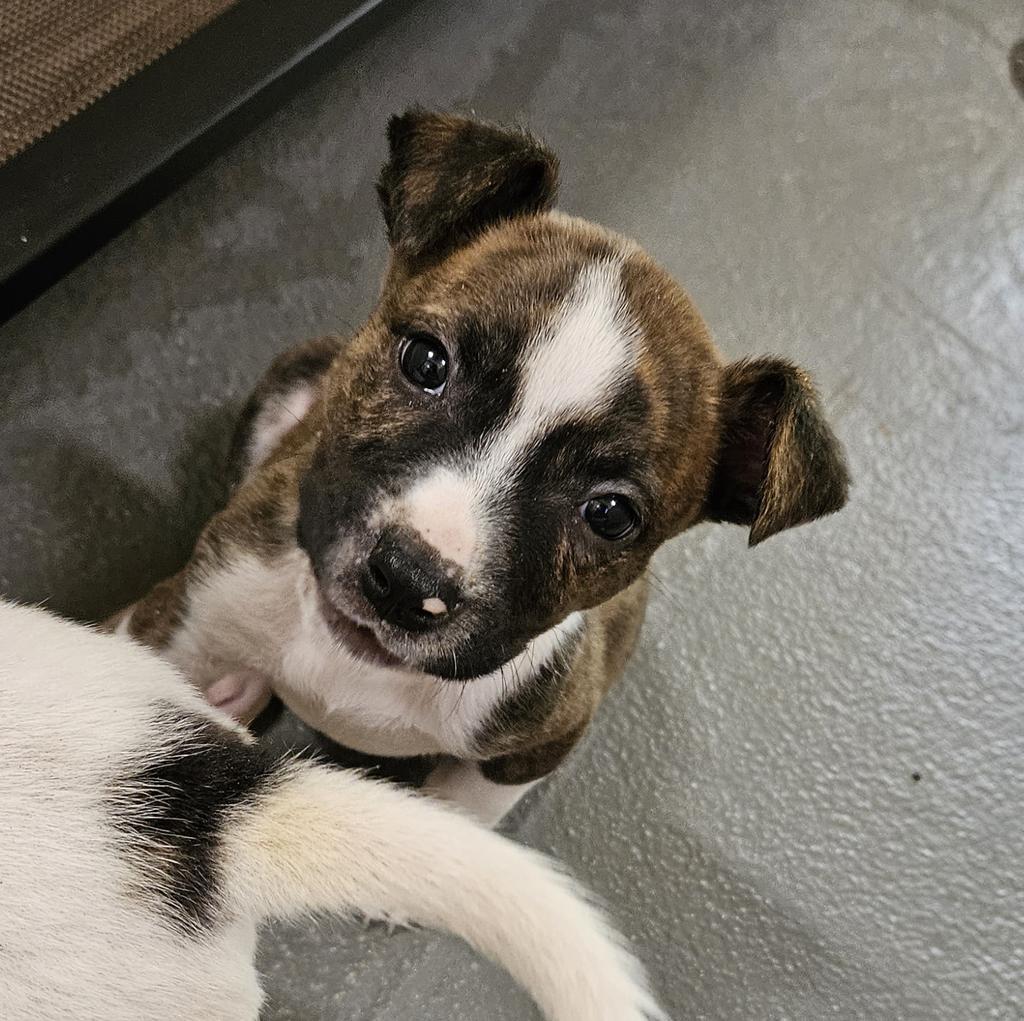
[316,592,405,670]
[419,640,525,683]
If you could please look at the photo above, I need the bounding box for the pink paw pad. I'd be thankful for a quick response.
[205,671,272,723]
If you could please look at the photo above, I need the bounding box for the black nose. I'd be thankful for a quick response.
[360,533,459,632]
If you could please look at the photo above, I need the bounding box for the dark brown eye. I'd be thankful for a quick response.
[400,334,449,394]
[582,494,639,541]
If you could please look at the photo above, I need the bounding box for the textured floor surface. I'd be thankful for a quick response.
[2,1,1023,1018]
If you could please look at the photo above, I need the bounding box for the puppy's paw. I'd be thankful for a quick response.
[205,670,273,724]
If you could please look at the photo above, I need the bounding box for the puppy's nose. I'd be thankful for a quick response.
[360,533,459,632]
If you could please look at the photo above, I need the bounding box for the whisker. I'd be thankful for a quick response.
[647,568,689,619]
[261,392,306,429]
[453,677,468,717]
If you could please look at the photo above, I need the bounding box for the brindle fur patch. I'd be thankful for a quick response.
[476,578,648,784]
[123,571,189,649]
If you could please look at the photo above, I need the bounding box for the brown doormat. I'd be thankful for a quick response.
[0,0,240,165]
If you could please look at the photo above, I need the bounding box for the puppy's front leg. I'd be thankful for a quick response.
[205,670,274,723]
[424,759,540,828]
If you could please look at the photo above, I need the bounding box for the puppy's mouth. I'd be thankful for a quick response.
[317,593,405,670]
[312,578,514,681]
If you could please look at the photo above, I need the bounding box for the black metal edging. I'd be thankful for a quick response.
[0,0,396,325]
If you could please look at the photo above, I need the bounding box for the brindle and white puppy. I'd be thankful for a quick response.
[113,110,849,826]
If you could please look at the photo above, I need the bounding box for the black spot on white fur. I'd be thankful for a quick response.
[108,707,280,933]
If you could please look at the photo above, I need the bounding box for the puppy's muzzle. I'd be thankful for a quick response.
[360,530,462,633]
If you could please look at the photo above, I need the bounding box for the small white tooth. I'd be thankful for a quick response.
[422,596,447,616]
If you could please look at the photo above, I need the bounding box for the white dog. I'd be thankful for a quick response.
[0,600,663,1021]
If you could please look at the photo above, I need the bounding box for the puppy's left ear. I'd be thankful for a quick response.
[377,108,559,271]
[703,358,850,546]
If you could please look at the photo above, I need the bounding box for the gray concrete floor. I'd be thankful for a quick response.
[2,1,1023,1018]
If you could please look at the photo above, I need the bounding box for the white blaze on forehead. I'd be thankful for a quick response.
[400,467,479,569]
[479,258,640,484]
[521,258,639,423]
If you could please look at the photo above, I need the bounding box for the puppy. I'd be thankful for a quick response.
[0,599,663,1021]
[113,110,849,826]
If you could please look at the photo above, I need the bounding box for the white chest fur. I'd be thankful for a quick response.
[168,550,580,760]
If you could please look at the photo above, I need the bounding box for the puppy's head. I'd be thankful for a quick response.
[297,110,849,679]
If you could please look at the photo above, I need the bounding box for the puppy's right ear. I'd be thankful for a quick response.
[377,108,559,271]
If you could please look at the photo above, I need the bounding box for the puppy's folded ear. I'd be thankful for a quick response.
[703,358,850,546]
[377,108,559,270]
